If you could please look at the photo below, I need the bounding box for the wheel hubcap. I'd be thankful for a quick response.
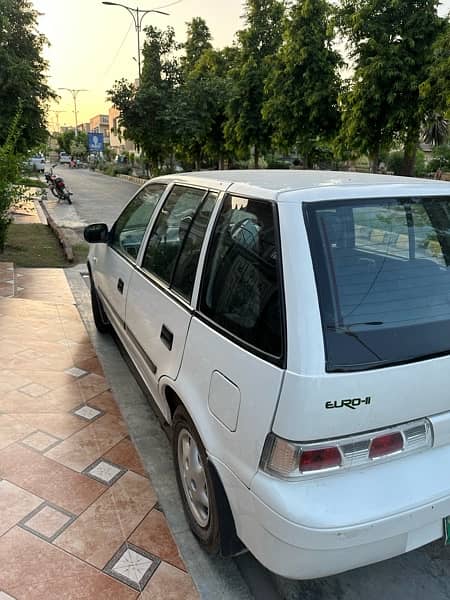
[177,428,209,528]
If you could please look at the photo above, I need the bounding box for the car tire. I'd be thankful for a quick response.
[173,405,221,554]
[90,276,112,334]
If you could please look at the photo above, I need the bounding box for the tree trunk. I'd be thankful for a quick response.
[368,151,379,174]
[219,154,225,170]
[400,131,419,177]
[254,145,259,169]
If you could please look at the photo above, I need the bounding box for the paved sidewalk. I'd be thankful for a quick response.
[0,262,198,599]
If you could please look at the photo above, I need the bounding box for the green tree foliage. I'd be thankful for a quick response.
[0,0,55,152]
[181,17,213,73]
[420,20,450,118]
[338,0,442,174]
[0,109,23,252]
[175,18,237,169]
[108,26,180,174]
[225,0,285,167]
[57,131,76,155]
[263,0,341,167]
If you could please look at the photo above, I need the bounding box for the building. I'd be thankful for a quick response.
[109,106,139,156]
[89,114,110,145]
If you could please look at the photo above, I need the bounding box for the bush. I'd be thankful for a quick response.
[0,110,23,252]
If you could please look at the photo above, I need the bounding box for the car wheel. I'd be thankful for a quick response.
[173,406,220,554]
[90,275,112,334]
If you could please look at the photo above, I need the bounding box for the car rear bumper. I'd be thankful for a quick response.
[212,444,450,579]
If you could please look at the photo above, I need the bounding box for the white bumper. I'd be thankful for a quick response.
[212,444,450,579]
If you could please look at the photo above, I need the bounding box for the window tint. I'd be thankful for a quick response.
[200,195,283,357]
[142,186,207,286]
[171,192,217,301]
[111,184,166,261]
[305,197,450,371]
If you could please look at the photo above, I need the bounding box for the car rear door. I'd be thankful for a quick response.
[175,193,286,483]
[92,183,167,332]
[124,185,219,414]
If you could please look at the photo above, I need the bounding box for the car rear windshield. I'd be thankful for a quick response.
[305,196,450,371]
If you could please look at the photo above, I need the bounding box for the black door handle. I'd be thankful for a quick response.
[117,278,124,294]
[160,324,173,350]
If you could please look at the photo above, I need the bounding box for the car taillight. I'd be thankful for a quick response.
[299,446,341,472]
[260,418,432,480]
[369,432,403,459]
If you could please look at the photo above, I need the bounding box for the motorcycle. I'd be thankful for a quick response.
[44,165,73,204]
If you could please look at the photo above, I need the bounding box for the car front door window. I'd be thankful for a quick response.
[111,183,166,261]
[142,186,215,299]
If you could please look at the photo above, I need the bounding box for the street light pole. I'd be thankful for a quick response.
[58,88,87,137]
[102,2,169,83]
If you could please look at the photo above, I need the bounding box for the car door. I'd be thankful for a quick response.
[175,194,286,484]
[124,185,218,413]
[92,183,167,332]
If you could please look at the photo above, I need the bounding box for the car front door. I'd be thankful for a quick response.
[93,183,167,332]
[124,185,218,414]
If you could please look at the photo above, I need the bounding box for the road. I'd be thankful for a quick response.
[46,167,450,600]
[43,164,140,229]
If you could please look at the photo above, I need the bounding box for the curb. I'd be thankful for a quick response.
[38,199,74,262]
[116,174,148,186]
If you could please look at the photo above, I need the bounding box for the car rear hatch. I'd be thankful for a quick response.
[273,193,450,445]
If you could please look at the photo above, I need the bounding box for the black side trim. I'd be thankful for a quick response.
[125,324,158,375]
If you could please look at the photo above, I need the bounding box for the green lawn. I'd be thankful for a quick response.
[1,224,70,267]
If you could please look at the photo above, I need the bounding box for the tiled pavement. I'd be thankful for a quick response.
[0,262,199,599]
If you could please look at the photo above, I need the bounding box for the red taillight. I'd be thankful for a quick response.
[299,446,341,472]
[369,432,403,459]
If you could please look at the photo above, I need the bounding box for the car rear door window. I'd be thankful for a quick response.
[141,185,210,292]
[111,184,166,261]
[200,195,284,359]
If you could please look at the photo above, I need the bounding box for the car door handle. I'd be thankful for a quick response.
[160,325,173,350]
[117,278,124,294]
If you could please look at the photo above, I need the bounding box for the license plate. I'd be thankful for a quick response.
[444,516,450,545]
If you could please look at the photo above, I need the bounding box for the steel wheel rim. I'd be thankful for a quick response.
[177,428,209,528]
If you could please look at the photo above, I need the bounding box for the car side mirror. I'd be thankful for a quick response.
[84,223,109,244]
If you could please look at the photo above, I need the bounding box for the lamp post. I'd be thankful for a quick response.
[102,2,169,83]
[58,88,87,137]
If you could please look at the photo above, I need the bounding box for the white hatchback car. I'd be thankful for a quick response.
[84,170,450,579]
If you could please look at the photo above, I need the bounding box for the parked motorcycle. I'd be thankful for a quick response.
[44,165,73,204]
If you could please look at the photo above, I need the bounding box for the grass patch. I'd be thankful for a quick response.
[0,223,68,267]
[18,178,46,189]
[72,241,89,265]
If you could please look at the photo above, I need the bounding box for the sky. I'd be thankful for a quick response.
[32,0,245,129]
[33,0,450,131]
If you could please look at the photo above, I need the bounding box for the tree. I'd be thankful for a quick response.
[181,17,212,74]
[224,0,285,167]
[0,0,55,152]
[175,19,237,169]
[108,26,180,174]
[338,0,442,175]
[57,131,76,155]
[263,0,341,167]
[0,109,23,252]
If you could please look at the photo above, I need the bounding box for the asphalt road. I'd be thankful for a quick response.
[47,166,450,600]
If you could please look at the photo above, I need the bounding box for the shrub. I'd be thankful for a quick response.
[0,110,23,252]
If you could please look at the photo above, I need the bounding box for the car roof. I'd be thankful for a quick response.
[151,170,450,202]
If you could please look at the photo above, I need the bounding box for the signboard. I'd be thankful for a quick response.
[88,133,104,152]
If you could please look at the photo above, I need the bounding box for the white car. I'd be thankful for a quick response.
[27,155,45,172]
[84,170,450,579]
[59,152,71,164]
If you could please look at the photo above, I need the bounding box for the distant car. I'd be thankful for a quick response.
[59,152,71,164]
[27,155,45,172]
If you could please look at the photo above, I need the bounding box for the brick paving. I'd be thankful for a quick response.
[0,262,199,599]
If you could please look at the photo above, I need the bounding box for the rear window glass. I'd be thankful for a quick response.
[305,197,450,371]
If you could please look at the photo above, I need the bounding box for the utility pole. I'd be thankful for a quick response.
[102,2,169,83]
[58,88,87,137]
[50,110,65,133]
